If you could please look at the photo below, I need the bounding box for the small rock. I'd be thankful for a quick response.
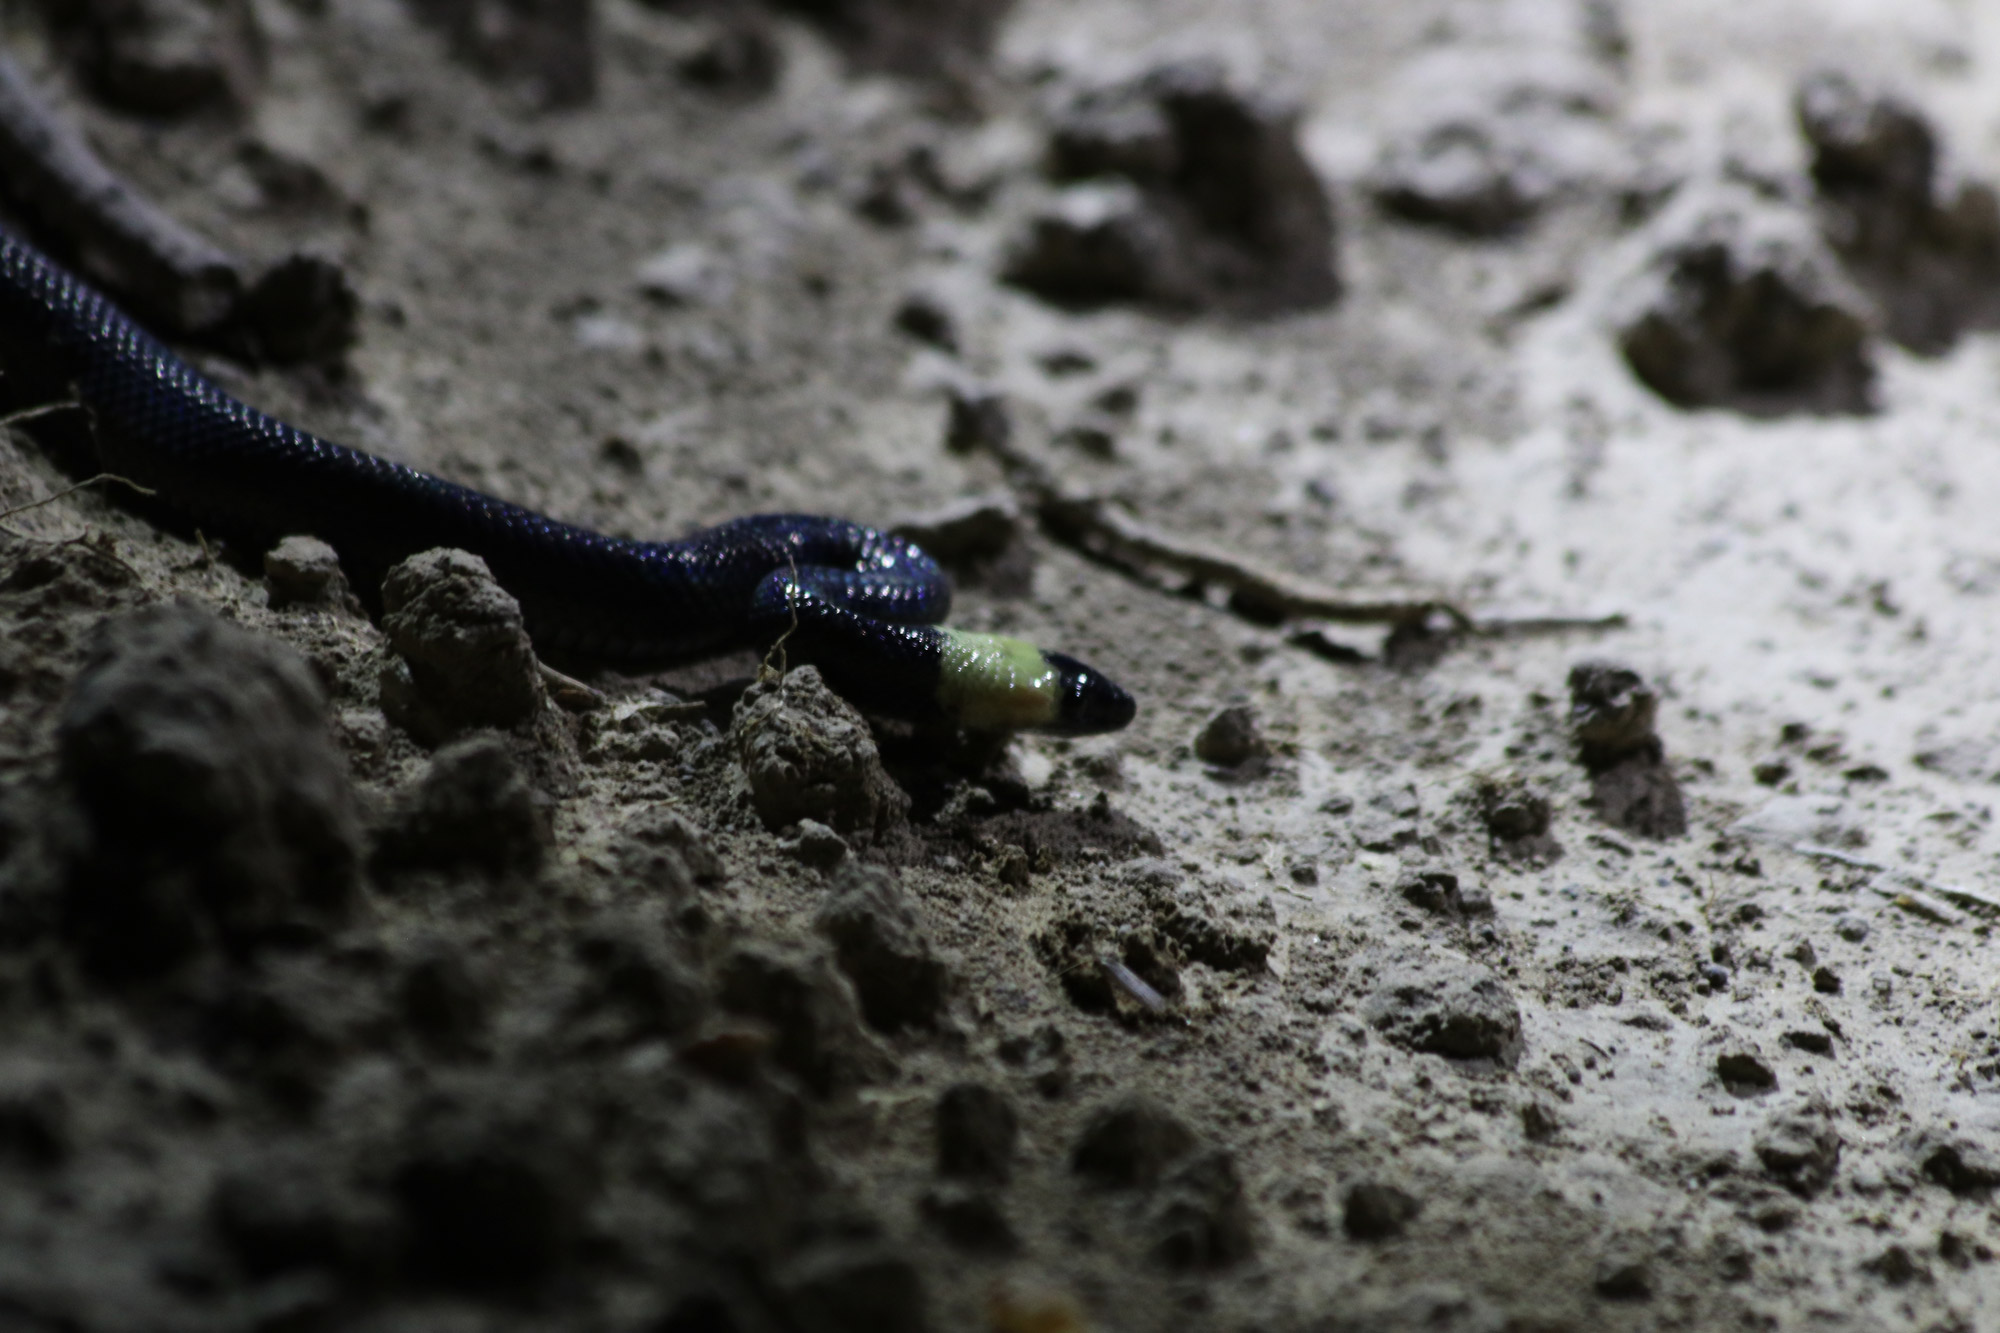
[231,253,360,365]
[943,384,1013,455]
[1594,1254,1653,1301]
[917,1183,1017,1254]
[733,667,909,841]
[1613,181,1875,416]
[1716,1048,1778,1094]
[379,549,545,744]
[263,535,360,611]
[1812,966,1841,995]
[1473,771,1553,840]
[56,605,360,977]
[1342,1180,1420,1240]
[1071,1096,1196,1189]
[892,291,957,352]
[1916,1128,2000,1197]
[780,818,849,869]
[371,734,549,878]
[1396,868,1466,918]
[774,1244,930,1333]
[935,1083,1017,1183]
[1360,957,1523,1064]
[1862,1244,1925,1287]
[1194,704,1268,767]
[1520,1101,1561,1143]
[1001,181,1185,306]
[1150,1148,1255,1270]
[1755,1100,1841,1197]
[815,863,951,1032]
[1567,660,1660,757]
[1835,915,1870,943]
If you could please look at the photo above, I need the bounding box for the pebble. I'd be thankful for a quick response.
[1716,1048,1778,1093]
[262,534,360,611]
[232,252,360,365]
[378,549,545,744]
[780,818,850,869]
[942,384,1013,455]
[815,864,952,1033]
[56,605,360,977]
[892,291,958,352]
[1194,704,1269,768]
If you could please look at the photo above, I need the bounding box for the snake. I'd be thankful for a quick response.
[0,227,1135,734]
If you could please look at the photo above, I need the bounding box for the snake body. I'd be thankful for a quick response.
[0,228,1135,733]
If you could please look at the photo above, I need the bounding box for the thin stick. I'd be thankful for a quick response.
[0,471,155,524]
[959,408,1625,640]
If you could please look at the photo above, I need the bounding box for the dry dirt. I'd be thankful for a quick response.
[0,1,1997,1330]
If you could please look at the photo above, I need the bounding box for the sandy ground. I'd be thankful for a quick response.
[0,0,1997,1329]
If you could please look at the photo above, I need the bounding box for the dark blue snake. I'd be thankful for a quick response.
[0,228,1135,733]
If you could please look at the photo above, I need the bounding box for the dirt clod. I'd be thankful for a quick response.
[1071,1095,1196,1189]
[1194,703,1269,768]
[371,733,549,878]
[55,604,359,977]
[734,666,909,841]
[379,549,546,744]
[1615,182,1876,416]
[816,863,952,1032]
[1341,1180,1421,1241]
[263,534,360,612]
[1360,956,1523,1064]
[1011,60,1337,314]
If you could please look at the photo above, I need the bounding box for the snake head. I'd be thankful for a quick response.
[1043,651,1137,735]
